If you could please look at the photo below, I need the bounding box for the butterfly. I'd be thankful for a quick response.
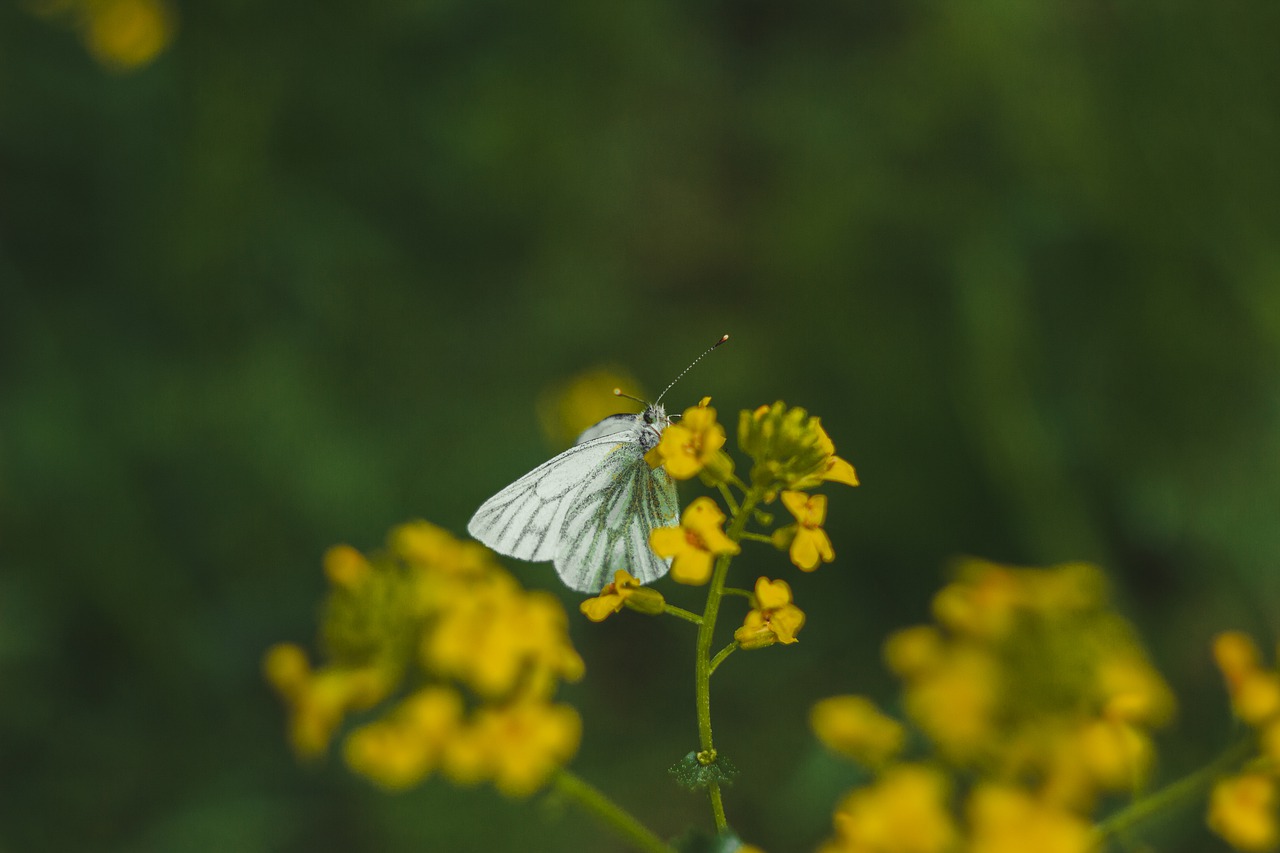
[467,335,728,594]
[467,404,679,593]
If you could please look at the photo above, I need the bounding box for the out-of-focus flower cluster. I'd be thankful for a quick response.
[264,521,583,798]
[1208,631,1280,852]
[30,0,175,70]
[813,558,1176,853]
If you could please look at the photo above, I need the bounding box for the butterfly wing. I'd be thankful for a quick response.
[467,434,624,563]
[553,441,678,592]
[467,428,679,593]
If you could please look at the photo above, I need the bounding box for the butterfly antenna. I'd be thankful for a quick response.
[655,334,730,404]
[613,388,648,407]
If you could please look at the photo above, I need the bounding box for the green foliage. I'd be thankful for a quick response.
[3,0,1280,849]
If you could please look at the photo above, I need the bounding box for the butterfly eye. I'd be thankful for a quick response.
[643,411,654,424]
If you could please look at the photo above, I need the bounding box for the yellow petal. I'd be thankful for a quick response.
[754,577,793,610]
[671,549,715,585]
[771,604,805,643]
[580,594,624,622]
[649,526,689,559]
[824,456,860,487]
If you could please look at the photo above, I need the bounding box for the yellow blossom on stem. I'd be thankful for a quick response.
[739,401,859,493]
[1209,773,1280,853]
[650,496,741,585]
[810,695,906,767]
[646,398,727,481]
[773,491,834,571]
[734,577,805,647]
[579,569,664,621]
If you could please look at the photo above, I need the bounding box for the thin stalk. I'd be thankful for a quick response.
[1093,736,1255,848]
[708,641,739,675]
[663,604,703,625]
[694,487,762,834]
[552,769,675,853]
[738,531,774,545]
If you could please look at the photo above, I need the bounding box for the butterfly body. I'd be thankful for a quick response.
[467,404,678,593]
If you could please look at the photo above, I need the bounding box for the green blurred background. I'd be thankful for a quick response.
[3,1,1280,850]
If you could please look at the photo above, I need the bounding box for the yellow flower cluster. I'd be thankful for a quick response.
[1207,631,1280,851]
[738,402,858,494]
[815,558,1175,853]
[31,0,175,70]
[264,521,584,798]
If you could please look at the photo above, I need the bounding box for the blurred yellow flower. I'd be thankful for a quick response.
[650,497,740,585]
[1209,773,1280,853]
[966,784,1094,853]
[84,0,174,69]
[537,367,645,448]
[773,491,834,571]
[473,701,583,798]
[810,695,906,767]
[647,399,727,480]
[344,687,463,790]
[266,521,586,799]
[734,577,805,648]
[262,644,391,758]
[824,764,958,853]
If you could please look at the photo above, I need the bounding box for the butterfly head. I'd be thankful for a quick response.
[638,403,669,452]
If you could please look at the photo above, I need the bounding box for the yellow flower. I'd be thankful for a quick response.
[474,700,583,798]
[966,785,1095,853]
[537,367,645,448]
[323,544,373,590]
[343,687,463,790]
[85,0,175,70]
[425,579,583,699]
[579,569,665,621]
[1209,773,1280,853]
[262,645,391,758]
[901,643,999,763]
[738,402,858,492]
[827,764,958,853]
[734,577,805,647]
[813,424,860,488]
[773,491,834,571]
[650,497,741,585]
[811,695,906,767]
[646,399,728,481]
[1212,632,1280,727]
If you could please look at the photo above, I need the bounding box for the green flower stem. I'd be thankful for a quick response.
[716,482,740,515]
[708,641,739,676]
[663,604,703,625]
[1093,735,1255,848]
[694,486,763,835]
[738,531,774,545]
[552,769,675,853]
[721,586,755,601]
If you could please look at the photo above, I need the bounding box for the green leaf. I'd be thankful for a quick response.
[668,750,740,791]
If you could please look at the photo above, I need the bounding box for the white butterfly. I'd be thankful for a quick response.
[467,404,679,593]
